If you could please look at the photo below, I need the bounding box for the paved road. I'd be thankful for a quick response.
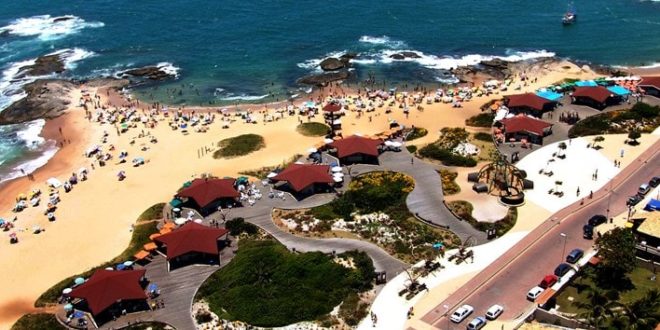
[419,139,660,329]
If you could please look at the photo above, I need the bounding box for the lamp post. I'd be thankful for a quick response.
[560,233,568,263]
[443,304,450,330]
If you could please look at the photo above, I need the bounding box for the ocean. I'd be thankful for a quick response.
[1,0,660,182]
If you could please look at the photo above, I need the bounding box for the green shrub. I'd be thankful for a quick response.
[138,203,165,221]
[631,102,660,119]
[465,112,495,127]
[568,114,611,138]
[196,240,374,327]
[297,122,330,136]
[225,217,258,236]
[405,127,428,141]
[418,144,477,167]
[214,134,265,158]
[406,145,418,154]
[11,314,64,330]
[473,132,492,142]
[339,293,369,326]
[439,170,461,195]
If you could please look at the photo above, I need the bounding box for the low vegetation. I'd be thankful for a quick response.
[568,102,660,138]
[35,204,163,306]
[405,126,428,141]
[296,122,330,136]
[473,132,492,142]
[196,240,375,327]
[125,322,172,330]
[465,112,495,127]
[11,313,64,330]
[418,127,478,167]
[439,170,460,195]
[446,201,517,237]
[225,217,258,236]
[406,145,418,154]
[239,154,302,179]
[213,134,265,158]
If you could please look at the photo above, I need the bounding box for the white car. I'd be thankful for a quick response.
[485,304,504,320]
[450,304,474,323]
[527,286,545,301]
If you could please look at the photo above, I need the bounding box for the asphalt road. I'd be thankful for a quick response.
[421,139,660,329]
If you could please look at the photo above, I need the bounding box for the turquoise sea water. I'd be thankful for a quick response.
[1,0,660,181]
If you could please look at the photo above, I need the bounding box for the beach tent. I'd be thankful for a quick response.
[536,90,563,102]
[606,85,631,96]
[47,178,62,188]
[644,199,660,211]
[575,80,598,87]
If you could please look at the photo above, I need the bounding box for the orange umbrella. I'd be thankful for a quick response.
[159,228,172,235]
[143,242,158,251]
[162,222,176,230]
[149,233,162,240]
[134,250,150,260]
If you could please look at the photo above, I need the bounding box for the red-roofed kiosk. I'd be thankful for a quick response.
[498,116,553,144]
[272,163,334,197]
[640,76,660,98]
[154,222,230,271]
[504,93,557,117]
[329,135,383,164]
[176,178,240,216]
[571,86,622,109]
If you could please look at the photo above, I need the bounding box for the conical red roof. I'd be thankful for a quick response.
[154,222,229,260]
[330,135,382,158]
[272,163,333,191]
[69,269,147,315]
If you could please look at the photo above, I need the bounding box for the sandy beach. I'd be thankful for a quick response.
[0,59,605,328]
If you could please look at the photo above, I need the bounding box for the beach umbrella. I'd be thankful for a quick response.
[64,303,73,311]
[123,261,134,267]
[175,218,187,225]
[331,166,342,173]
[73,311,84,319]
[74,277,85,285]
[333,173,344,178]
[391,142,402,148]
[9,232,17,239]
[105,267,113,271]
[267,172,278,179]
[384,141,394,147]
[324,138,334,144]
[147,283,158,293]
[307,147,317,154]
[333,177,343,183]
[294,161,304,164]
[116,264,126,271]
[62,288,73,295]
[194,219,203,224]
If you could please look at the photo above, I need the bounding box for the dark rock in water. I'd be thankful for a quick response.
[320,58,345,71]
[0,78,129,125]
[0,30,10,37]
[0,80,75,125]
[389,51,421,60]
[18,54,66,77]
[477,58,512,80]
[53,16,74,23]
[340,52,357,61]
[122,66,174,81]
[298,70,351,87]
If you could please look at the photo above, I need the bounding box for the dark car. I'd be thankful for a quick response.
[627,195,642,207]
[588,214,607,227]
[583,224,594,239]
[566,248,584,264]
[554,263,572,277]
[650,176,660,188]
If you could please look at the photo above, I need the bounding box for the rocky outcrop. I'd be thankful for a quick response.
[389,51,421,60]
[53,16,74,23]
[0,80,75,125]
[297,70,351,86]
[18,54,66,77]
[320,58,345,71]
[478,58,511,80]
[121,66,174,81]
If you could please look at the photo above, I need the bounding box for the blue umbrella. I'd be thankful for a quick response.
[123,261,134,267]
[64,303,73,311]
[73,311,84,318]
[116,264,126,271]
[432,242,444,250]
[148,283,158,292]
[74,277,85,285]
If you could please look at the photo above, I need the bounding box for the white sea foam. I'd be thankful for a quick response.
[296,50,347,71]
[48,48,97,69]
[358,35,406,48]
[0,119,58,183]
[217,93,269,101]
[377,49,555,70]
[156,62,180,78]
[0,59,35,111]
[0,15,104,41]
[638,62,660,69]
[0,143,58,183]
[16,119,46,149]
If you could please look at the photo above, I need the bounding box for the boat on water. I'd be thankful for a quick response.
[562,3,577,25]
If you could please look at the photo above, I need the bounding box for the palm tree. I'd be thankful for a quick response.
[610,289,660,330]
[557,142,567,158]
[573,287,617,328]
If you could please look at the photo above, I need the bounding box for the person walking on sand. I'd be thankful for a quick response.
[576,187,580,196]
[411,157,414,165]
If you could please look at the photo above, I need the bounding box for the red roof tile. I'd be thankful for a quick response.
[501,116,553,136]
[154,222,229,260]
[330,135,382,158]
[640,76,660,89]
[323,102,342,112]
[272,163,333,192]
[177,178,239,208]
[69,269,147,315]
[505,93,554,111]
[572,86,613,103]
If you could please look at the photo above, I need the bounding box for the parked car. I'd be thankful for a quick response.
[485,304,504,320]
[566,248,584,264]
[467,316,487,330]
[450,304,474,323]
[583,224,594,239]
[627,195,642,207]
[539,274,558,289]
[527,286,545,301]
[638,183,651,196]
[650,176,660,188]
[554,263,571,277]
[588,214,607,226]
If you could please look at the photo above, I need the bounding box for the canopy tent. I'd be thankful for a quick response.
[644,199,660,212]
[535,90,563,102]
[575,80,598,87]
[606,85,631,96]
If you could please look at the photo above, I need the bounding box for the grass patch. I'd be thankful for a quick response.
[405,127,428,141]
[196,240,374,327]
[473,132,492,142]
[406,145,418,154]
[419,144,477,167]
[138,203,164,221]
[11,313,64,330]
[35,204,163,307]
[568,103,660,138]
[447,200,517,237]
[239,154,301,179]
[465,112,495,127]
[439,170,460,195]
[297,122,330,136]
[213,134,265,158]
